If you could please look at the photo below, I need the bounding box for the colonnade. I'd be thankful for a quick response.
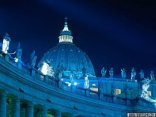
[0,92,63,117]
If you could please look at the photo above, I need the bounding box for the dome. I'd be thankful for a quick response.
[38,18,95,79]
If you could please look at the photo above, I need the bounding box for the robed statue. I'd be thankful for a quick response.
[121,68,126,78]
[101,67,107,77]
[30,50,37,68]
[131,67,136,80]
[109,67,114,78]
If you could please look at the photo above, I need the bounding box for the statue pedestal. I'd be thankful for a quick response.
[44,76,48,83]
[17,61,22,69]
[100,93,104,100]
[71,85,75,92]
[5,54,9,62]
[85,89,90,96]
[31,70,35,76]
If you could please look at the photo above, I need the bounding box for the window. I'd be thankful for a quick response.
[115,89,121,95]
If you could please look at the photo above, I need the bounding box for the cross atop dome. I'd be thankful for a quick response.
[62,17,69,31]
[59,17,73,43]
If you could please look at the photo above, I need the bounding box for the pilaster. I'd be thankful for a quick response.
[42,106,48,117]
[12,97,20,117]
[56,110,61,117]
[27,102,34,117]
[0,92,7,117]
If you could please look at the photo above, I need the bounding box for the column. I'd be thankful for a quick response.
[55,110,61,117]
[0,93,7,117]
[12,97,20,117]
[21,108,26,117]
[42,106,48,117]
[71,114,77,117]
[27,102,34,117]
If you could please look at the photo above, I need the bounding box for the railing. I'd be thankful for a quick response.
[0,53,143,106]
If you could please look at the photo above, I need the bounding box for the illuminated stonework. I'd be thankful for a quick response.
[59,18,73,43]
[39,62,54,77]
[147,91,152,96]
[2,33,11,54]
[59,35,73,43]
[115,89,121,95]
[141,79,156,103]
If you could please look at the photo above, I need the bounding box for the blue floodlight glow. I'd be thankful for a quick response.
[73,82,78,86]
[65,82,71,87]
[14,57,18,63]
[92,83,96,87]
[2,39,10,54]
[68,83,71,87]
[40,62,49,75]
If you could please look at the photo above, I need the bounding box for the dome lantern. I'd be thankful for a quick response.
[38,19,96,79]
[59,17,73,43]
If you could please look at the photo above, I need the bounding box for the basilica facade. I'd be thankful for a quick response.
[0,19,156,117]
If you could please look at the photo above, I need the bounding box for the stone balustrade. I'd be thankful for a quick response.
[0,53,156,117]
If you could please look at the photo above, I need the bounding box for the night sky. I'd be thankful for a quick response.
[0,0,156,76]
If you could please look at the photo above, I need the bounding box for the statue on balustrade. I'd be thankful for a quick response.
[141,78,151,100]
[101,67,107,77]
[58,72,63,79]
[16,42,22,60]
[54,63,63,79]
[121,68,126,78]
[139,70,144,80]
[131,67,136,80]
[16,42,22,69]
[82,66,86,77]
[70,74,74,85]
[2,33,11,54]
[30,50,37,68]
[39,60,54,77]
[141,78,156,103]
[109,67,114,78]
[84,75,89,89]
[150,71,155,80]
